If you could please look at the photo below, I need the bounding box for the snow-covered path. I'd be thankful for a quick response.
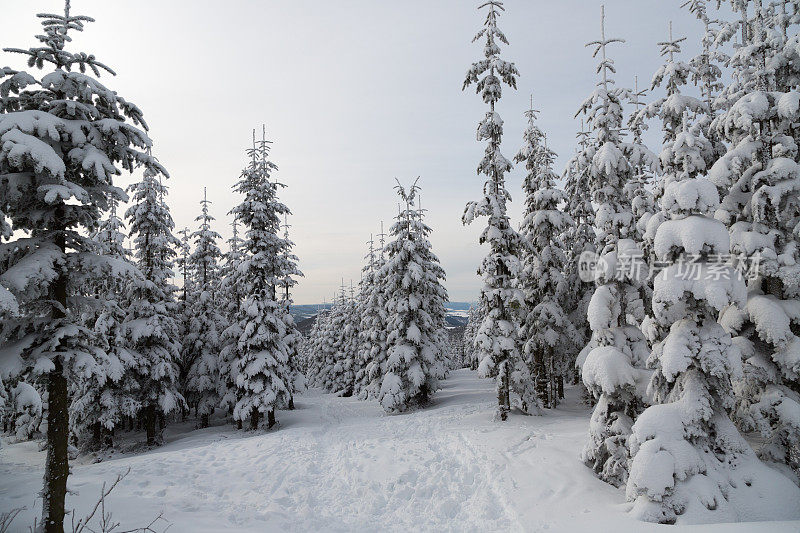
[1,370,798,532]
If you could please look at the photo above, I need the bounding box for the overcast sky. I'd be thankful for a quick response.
[2,1,714,303]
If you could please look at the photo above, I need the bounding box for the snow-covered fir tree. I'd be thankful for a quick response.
[344,282,362,391]
[462,302,484,371]
[562,123,596,364]
[315,288,356,396]
[624,78,659,336]
[70,202,139,449]
[276,213,304,409]
[515,103,577,411]
[635,23,712,364]
[462,0,523,421]
[638,21,708,240]
[707,0,800,481]
[125,170,183,446]
[9,382,44,442]
[577,6,651,488]
[175,226,194,409]
[684,1,728,162]
[625,77,657,244]
[626,30,800,519]
[218,216,246,417]
[277,215,302,304]
[357,227,390,400]
[305,306,330,388]
[354,235,380,397]
[177,227,193,307]
[229,129,298,429]
[378,181,448,412]
[185,188,224,428]
[0,2,168,526]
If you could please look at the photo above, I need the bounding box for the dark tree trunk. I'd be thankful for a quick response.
[534,350,549,409]
[200,414,209,429]
[236,419,242,430]
[267,409,276,429]
[92,422,102,450]
[557,374,565,400]
[497,360,510,421]
[250,407,260,430]
[288,397,295,410]
[42,221,69,533]
[42,356,69,533]
[144,404,157,446]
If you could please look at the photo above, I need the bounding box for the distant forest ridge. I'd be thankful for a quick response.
[290,302,472,334]
[290,301,473,320]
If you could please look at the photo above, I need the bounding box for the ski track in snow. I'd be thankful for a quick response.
[2,370,799,532]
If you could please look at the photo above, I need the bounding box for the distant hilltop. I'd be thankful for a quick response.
[291,302,473,335]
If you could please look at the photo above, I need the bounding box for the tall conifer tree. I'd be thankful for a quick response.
[462,0,523,421]
[229,129,297,429]
[0,2,168,527]
[578,6,651,487]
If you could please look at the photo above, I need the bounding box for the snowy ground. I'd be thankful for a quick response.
[1,370,799,532]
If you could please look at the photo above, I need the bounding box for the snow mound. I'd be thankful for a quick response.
[654,216,730,260]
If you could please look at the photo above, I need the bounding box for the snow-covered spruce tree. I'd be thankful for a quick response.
[462,302,485,371]
[577,7,651,488]
[177,227,193,306]
[562,124,596,365]
[175,226,194,409]
[379,181,448,412]
[462,0,523,421]
[515,104,577,411]
[11,382,44,441]
[316,288,356,396]
[277,215,302,305]
[305,306,330,387]
[683,1,728,162]
[185,188,224,428]
[626,77,800,527]
[0,2,167,527]
[446,328,465,370]
[125,169,183,445]
[70,202,139,449]
[344,283,362,390]
[707,1,800,480]
[229,130,297,430]
[638,22,708,225]
[636,24,714,359]
[276,214,304,409]
[354,236,379,397]
[218,216,245,417]
[623,78,659,341]
[357,228,391,399]
[625,77,657,245]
